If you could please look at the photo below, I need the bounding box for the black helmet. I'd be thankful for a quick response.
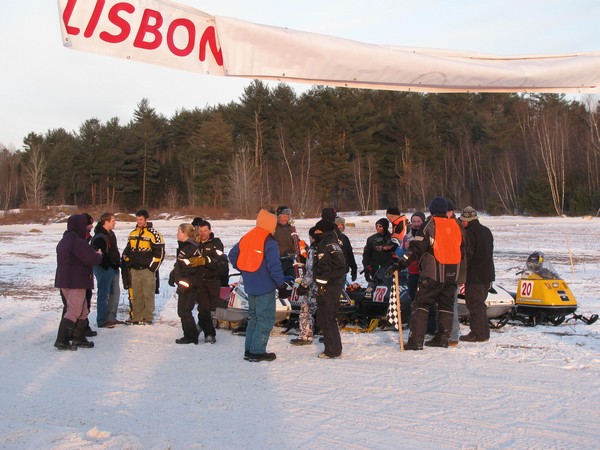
[526,251,544,270]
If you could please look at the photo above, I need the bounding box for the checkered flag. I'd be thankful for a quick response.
[386,281,400,330]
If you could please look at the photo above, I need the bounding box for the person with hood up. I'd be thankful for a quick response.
[313,218,346,359]
[229,209,286,362]
[54,214,103,350]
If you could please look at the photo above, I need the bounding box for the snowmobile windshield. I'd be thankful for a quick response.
[523,260,560,280]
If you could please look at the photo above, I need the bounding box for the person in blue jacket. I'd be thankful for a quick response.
[229,209,286,362]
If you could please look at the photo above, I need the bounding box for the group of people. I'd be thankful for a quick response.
[54,210,166,350]
[383,198,496,350]
[53,198,495,358]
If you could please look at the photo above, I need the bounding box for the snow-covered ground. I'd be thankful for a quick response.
[1,213,599,449]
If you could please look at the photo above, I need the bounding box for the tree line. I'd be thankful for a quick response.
[1,81,599,217]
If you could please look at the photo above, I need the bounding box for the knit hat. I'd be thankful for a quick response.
[386,207,401,216]
[460,206,479,222]
[428,196,448,216]
[446,200,455,212]
[191,217,204,227]
[314,218,336,232]
[376,218,390,231]
[411,211,426,223]
[321,207,337,222]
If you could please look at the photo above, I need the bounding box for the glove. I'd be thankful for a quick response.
[277,283,290,298]
[385,259,408,277]
[168,279,175,287]
[296,284,308,296]
[189,256,206,267]
[351,268,357,281]
[317,283,327,297]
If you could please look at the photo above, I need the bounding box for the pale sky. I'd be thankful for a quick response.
[1,0,599,150]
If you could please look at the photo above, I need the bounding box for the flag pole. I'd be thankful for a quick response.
[394,270,404,352]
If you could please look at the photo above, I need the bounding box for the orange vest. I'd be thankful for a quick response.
[432,217,462,265]
[391,216,408,242]
[236,227,271,272]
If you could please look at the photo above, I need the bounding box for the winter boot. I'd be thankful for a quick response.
[54,318,77,351]
[406,306,429,349]
[72,319,95,348]
[435,308,454,344]
[84,318,97,337]
[424,334,449,348]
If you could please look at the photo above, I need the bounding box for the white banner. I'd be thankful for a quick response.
[58,0,600,93]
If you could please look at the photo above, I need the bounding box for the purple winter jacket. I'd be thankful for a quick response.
[54,214,102,289]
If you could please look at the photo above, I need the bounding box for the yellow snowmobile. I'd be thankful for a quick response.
[513,251,597,326]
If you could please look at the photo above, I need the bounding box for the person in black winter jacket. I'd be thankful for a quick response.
[169,224,202,345]
[458,207,495,342]
[335,217,358,283]
[91,213,122,328]
[362,218,394,282]
[313,219,346,359]
[190,220,226,344]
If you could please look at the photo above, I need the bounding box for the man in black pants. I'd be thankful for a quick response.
[459,207,495,342]
[313,218,346,359]
[389,196,463,350]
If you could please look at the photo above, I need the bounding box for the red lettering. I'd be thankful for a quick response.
[134,9,163,50]
[199,26,223,66]
[62,0,80,35]
[100,2,135,43]
[167,18,195,57]
[84,0,106,38]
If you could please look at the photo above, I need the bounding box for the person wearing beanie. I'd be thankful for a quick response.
[401,211,426,324]
[458,207,495,343]
[312,218,346,359]
[388,196,463,350]
[386,207,408,245]
[321,207,337,222]
[335,217,358,283]
[273,206,295,277]
[290,226,319,346]
[362,218,394,282]
[428,196,448,216]
[229,209,285,362]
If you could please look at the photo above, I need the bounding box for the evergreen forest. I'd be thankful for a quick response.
[2,81,599,217]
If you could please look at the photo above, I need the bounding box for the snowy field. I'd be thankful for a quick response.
[0,213,599,449]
